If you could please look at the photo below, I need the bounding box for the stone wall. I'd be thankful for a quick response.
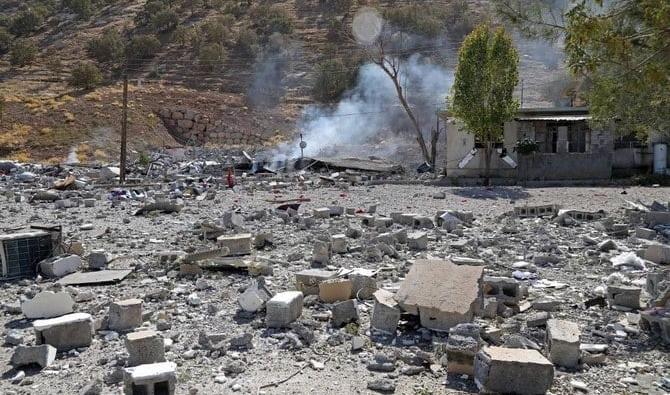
[157,108,266,146]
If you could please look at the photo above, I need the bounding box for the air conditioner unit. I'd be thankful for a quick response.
[0,226,61,280]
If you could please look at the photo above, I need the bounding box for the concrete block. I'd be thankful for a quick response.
[123,362,177,395]
[313,207,331,219]
[413,216,434,229]
[319,278,353,303]
[636,227,656,240]
[10,344,57,368]
[329,206,345,216]
[407,232,428,251]
[238,279,273,312]
[39,255,82,278]
[330,234,347,253]
[483,276,522,307]
[295,269,337,295]
[83,198,96,208]
[546,319,580,368]
[373,217,393,229]
[216,233,252,256]
[398,213,419,225]
[312,240,331,265]
[34,313,93,351]
[331,299,359,327]
[438,212,463,232]
[371,289,400,334]
[396,259,483,332]
[22,291,74,319]
[645,243,670,264]
[526,312,550,327]
[349,270,377,299]
[109,299,143,332]
[640,308,670,344]
[266,291,303,328]
[645,211,670,227]
[514,204,559,218]
[125,330,165,367]
[474,347,554,395]
[445,323,482,375]
[606,285,641,309]
[88,249,110,270]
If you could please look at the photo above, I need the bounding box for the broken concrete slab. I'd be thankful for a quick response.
[34,313,93,351]
[266,291,303,328]
[238,279,273,312]
[640,308,670,344]
[39,254,82,278]
[21,291,74,319]
[123,361,177,395]
[645,243,670,264]
[125,330,166,367]
[546,319,581,368]
[371,289,400,334]
[108,299,143,332]
[10,344,57,368]
[474,347,554,395]
[57,269,132,286]
[133,201,183,216]
[395,259,483,331]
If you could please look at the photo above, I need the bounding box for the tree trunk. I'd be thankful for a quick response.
[484,141,493,186]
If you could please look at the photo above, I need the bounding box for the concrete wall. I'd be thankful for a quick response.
[444,121,518,178]
[517,152,612,180]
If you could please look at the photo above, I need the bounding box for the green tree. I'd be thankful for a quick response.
[10,9,44,36]
[87,28,125,64]
[63,0,94,19]
[312,59,356,102]
[451,24,519,184]
[9,39,38,67]
[151,8,179,32]
[125,35,161,67]
[198,42,227,71]
[0,27,13,55]
[69,62,103,89]
[494,0,670,139]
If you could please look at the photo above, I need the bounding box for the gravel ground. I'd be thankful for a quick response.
[0,181,669,395]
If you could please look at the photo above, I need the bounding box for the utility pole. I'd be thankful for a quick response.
[120,74,128,184]
[520,79,524,108]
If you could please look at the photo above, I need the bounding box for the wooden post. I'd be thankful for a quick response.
[120,74,128,184]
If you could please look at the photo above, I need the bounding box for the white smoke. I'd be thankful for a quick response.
[272,54,454,160]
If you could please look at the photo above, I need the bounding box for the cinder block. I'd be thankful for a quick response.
[216,233,252,256]
[125,330,165,367]
[370,290,400,334]
[407,232,428,251]
[34,313,93,351]
[266,291,303,328]
[295,269,337,295]
[474,347,554,395]
[319,278,353,303]
[109,299,143,332]
[331,299,359,327]
[606,285,641,309]
[546,319,580,368]
[123,361,177,395]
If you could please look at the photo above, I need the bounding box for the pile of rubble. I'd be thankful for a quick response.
[0,155,668,394]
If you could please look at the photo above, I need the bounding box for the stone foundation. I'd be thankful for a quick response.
[158,108,265,146]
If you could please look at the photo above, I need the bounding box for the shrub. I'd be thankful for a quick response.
[172,25,192,47]
[320,0,353,14]
[0,27,12,55]
[87,28,124,64]
[251,5,294,37]
[234,27,258,56]
[9,9,44,36]
[63,0,94,20]
[125,35,161,66]
[69,62,103,89]
[9,39,38,67]
[135,0,172,27]
[198,42,226,71]
[312,59,357,102]
[150,8,179,32]
[384,2,477,39]
[201,16,234,44]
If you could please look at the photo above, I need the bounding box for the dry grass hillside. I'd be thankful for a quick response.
[0,0,566,163]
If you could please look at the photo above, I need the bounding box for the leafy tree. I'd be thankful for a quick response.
[198,42,227,71]
[494,0,670,138]
[451,24,519,184]
[9,38,38,67]
[0,27,13,55]
[87,28,125,64]
[125,35,161,67]
[151,8,179,32]
[69,62,103,89]
[9,9,44,36]
[63,0,94,19]
[172,25,192,47]
[251,5,294,37]
[234,27,258,56]
[200,16,234,44]
[312,59,357,102]
[383,1,477,39]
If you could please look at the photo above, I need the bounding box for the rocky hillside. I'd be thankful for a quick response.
[0,0,567,163]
